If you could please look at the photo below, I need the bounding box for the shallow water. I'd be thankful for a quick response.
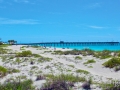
[39,44,120,51]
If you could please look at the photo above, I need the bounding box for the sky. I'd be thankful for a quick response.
[0,0,120,43]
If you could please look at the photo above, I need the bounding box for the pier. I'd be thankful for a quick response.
[17,42,120,46]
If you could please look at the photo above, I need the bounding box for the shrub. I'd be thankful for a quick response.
[75,56,82,60]
[68,65,74,68]
[45,74,86,82]
[0,79,34,90]
[0,48,7,54]
[76,69,90,74]
[15,58,21,65]
[41,79,73,90]
[38,57,52,63]
[84,59,96,64]
[9,56,14,59]
[114,66,120,72]
[32,54,41,57]
[42,73,88,90]
[54,50,64,55]
[16,50,32,57]
[8,69,20,73]
[31,66,38,69]
[0,66,7,77]
[100,80,120,90]
[103,58,120,68]
[100,50,112,59]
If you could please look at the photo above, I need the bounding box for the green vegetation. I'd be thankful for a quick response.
[45,74,86,82]
[44,51,52,53]
[99,50,112,59]
[100,80,120,90]
[75,56,82,60]
[9,56,14,59]
[84,59,96,64]
[31,66,39,69]
[32,54,41,58]
[103,58,120,68]
[0,44,11,47]
[11,69,20,73]
[16,50,32,57]
[88,66,93,68]
[0,79,34,90]
[68,65,75,68]
[76,69,90,74]
[8,68,20,73]
[42,73,89,90]
[0,48,7,54]
[38,56,52,63]
[53,50,64,55]
[15,58,21,65]
[0,66,7,77]
[1,56,7,62]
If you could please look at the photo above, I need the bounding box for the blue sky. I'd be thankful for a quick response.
[0,0,120,43]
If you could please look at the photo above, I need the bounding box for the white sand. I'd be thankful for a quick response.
[0,45,120,89]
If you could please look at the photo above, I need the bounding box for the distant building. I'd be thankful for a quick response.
[60,41,64,43]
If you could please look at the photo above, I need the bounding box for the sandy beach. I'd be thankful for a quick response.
[0,45,120,90]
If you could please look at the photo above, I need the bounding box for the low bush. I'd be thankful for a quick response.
[38,57,52,63]
[84,59,96,64]
[0,48,7,54]
[75,56,82,60]
[103,58,120,68]
[32,54,41,57]
[68,65,75,68]
[0,66,7,77]
[41,79,73,90]
[16,50,32,57]
[9,56,14,59]
[0,79,34,90]
[8,69,20,73]
[15,58,21,65]
[45,74,86,82]
[76,69,90,74]
[42,74,87,90]
[54,50,64,55]
[100,80,120,90]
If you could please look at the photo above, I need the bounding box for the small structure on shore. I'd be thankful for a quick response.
[8,40,17,45]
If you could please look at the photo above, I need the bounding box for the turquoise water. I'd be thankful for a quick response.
[39,44,120,51]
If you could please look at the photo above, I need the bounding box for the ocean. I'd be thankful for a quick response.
[39,44,120,51]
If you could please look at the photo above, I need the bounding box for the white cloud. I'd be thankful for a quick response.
[89,25,105,29]
[0,18,40,24]
[84,3,101,9]
[14,0,29,3]
[90,3,101,8]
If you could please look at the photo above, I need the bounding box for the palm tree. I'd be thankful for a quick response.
[0,38,3,45]
[8,40,17,45]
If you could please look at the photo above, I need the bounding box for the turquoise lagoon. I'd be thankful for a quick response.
[39,44,120,51]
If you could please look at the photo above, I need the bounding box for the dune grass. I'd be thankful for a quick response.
[84,59,96,64]
[103,57,120,68]
[76,69,90,74]
[0,66,7,78]
[75,56,82,60]
[0,79,34,90]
